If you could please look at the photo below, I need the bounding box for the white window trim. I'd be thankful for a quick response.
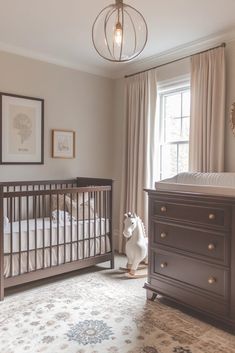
[155,76,191,181]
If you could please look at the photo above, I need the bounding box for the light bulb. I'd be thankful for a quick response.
[114,22,122,46]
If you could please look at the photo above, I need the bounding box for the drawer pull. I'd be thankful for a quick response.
[160,232,167,239]
[208,276,217,285]
[209,213,216,220]
[160,262,167,269]
[160,206,167,213]
[208,243,216,251]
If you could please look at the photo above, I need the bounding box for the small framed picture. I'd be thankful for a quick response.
[0,92,44,164]
[52,129,75,159]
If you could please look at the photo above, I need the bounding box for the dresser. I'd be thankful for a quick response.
[144,189,235,329]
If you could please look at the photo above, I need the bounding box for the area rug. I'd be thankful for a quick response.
[0,261,235,353]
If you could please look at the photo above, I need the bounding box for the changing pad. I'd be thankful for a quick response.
[155,172,235,197]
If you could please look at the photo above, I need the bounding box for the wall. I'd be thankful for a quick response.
[0,51,114,181]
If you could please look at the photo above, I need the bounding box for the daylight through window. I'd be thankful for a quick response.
[159,84,190,180]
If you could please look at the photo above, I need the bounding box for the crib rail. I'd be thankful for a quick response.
[0,178,113,300]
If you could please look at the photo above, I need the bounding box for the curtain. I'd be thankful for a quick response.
[189,46,226,172]
[119,70,157,253]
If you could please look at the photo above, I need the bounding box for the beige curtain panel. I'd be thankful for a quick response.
[189,46,226,172]
[119,70,157,253]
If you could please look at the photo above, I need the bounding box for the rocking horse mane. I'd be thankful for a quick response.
[138,217,146,238]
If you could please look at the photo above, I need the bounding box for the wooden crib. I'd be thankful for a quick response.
[0,177,113,300]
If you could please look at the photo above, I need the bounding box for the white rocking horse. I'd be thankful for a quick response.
[123,212,148,278]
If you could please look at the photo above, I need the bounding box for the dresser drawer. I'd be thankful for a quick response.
[147,278,228,317]
[152,250,229,298]
[152,221,229,265]
[153,201,230,228]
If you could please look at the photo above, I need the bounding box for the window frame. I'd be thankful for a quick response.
[157,78,190,180]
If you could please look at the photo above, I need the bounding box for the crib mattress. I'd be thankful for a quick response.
[155,172,235,197]
[4,217,109,253]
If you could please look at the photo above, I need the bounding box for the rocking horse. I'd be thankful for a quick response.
[122,212,148,278]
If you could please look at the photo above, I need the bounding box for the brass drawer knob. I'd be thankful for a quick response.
[160,232,167,239]
[209,213,216,220]
[160,206,167,213]
[160,262,167,269]
[208,243,216,251]
[208,276,217,284]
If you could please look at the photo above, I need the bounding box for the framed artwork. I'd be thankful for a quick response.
[52,129,75,159]
[0,92,44,164]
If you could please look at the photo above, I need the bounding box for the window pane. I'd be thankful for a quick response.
[182,91,190,117]
[159,85,190,181]
[161,144,177,179]
[178,143,189,173]
[181,117,190,140]
[165,93,181,119]
[165,117,181,142]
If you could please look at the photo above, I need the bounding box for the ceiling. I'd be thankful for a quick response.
[0,0,235,78]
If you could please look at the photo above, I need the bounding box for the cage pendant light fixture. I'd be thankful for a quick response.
[92,0,148,62]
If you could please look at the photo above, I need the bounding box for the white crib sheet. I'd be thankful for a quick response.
[4,217,110,253]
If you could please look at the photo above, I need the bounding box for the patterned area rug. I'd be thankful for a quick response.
[0,258,235,353]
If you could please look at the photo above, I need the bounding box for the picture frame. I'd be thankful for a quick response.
[52,129,75,159]
[0,92,44,164]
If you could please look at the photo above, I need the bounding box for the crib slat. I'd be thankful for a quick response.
[19,196,22,275]
[42,193,45,269]
[6,187,9,224]
[100,191,102,255]
[13,186,16,222]
[88,192,91,258]
[70,193,73,262]
[57,193,59,266]
[49,193,52,267]
[27,195,29,273]
[34,195,37,271]
[63,193,66,263]
[76,192,79,261]
[104,191,107,254]
[10,197,13,277]
[82,193,85,259]
[94,192,96,257]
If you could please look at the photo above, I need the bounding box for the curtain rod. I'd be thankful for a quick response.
[124,42,226,79]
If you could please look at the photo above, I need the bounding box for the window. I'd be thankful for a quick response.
[158,83,190,180]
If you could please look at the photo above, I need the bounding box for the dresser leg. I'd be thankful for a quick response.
[146,289,157,301]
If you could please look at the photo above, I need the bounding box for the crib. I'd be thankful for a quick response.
[0,177,113,300]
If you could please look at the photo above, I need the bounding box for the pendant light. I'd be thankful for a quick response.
[92,0,148,62]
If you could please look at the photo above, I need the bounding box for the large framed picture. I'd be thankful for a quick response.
[0,92,44,164]
[52,129,75,159]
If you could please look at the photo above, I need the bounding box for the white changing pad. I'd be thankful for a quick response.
[155,172,235,197]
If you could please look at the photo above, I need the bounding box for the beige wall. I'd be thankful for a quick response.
[0,51,114,181]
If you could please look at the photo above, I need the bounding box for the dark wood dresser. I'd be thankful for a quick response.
[145,189,235,329]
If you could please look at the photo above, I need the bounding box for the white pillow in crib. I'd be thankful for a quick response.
[52,210,75,222]
[4,216,9,228]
